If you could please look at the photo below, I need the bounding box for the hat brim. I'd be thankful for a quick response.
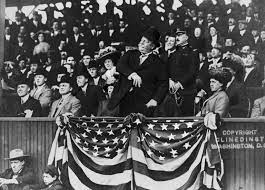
[98,51,121,66]
[4,155,30,160]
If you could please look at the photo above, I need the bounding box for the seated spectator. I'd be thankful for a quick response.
[27,58,41,85]
[1,61,21,92]
[87,60,106,87]
[16,54,30,80]
[33,32,50,56]
[98,46,121,84]
[48,75,81,118]
[27,165,64,190]
[51,66,68,101]
[197,67,231,118]
[206,24,224,49]
[0,149,35,190]
[15,78,42,117]
[223,60,249,117]
[242,52,263,87]
[251,95,265,118]
[208,44,223,69]
[30,68,52,116]
[75,69,106,116]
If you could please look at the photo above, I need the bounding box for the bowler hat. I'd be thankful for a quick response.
[17,78,32,88]
[142,26,161,47]
[76,69,89,78]
[238,20,247,24]
[59,75,72,86]
[176,30,187,36]
[88,60,99,69]
[4,149,29,160]
[56,66,68,75]
[35,68,48,77]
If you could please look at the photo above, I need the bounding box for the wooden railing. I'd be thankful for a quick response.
[0,117,265,190]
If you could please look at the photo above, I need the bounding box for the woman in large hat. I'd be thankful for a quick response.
[97,46,121,85]
[197,67,232,117]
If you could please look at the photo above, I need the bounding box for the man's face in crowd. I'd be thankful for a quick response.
[207,13,213,22]
[83,55,91,66]
[43,173,57,186]
[138,36,154,54]
[198,11,204,18]
[30,63,38,73]
[67,56,75,66]
[184,18,191,28]
[211,48,221,58]
[35,75,46,86]
[17,84,30,97]
[165,36,176,50]
[242,54,255,67]
[119,21,125,28]
[194,27,202,38]
[10,159,25,174]
[19,60,26,69]
[73,26,79,34]
[59,83,72,95]
[76,75,88,87]
[176,33,188,46]
[168,12,174,19]
[52,21,59,31]
[251,29,259,37]
[88,68,98,78]
[228,18,235,26]
[241,45,251,55]
[209,26,217,36]
[5,26,11,35]
[238,22,246,31]
[225,38,233,47]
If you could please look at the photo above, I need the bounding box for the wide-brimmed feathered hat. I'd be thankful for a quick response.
[97,46,121,66]
[209,67,232,86]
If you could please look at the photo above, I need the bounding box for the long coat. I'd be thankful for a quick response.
[251,96,265,117]
[0,166,35,190]
[48,94,81,118]
[108,50,168,116]
[244,67,263,87]
[200,90,230,118]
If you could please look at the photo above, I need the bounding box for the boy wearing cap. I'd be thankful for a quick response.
[30,68,52,116]
[48,75,81,118]
[0,149,35,190]
[87,60,106,87]
[14,79,42,117]
[108,27,168,117]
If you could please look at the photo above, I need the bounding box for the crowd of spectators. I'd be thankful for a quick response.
[1,0,265,118]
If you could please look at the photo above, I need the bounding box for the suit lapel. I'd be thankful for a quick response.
[56,94,72,117]
[202,92,219,107]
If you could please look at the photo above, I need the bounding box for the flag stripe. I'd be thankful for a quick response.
[67,132,133,187]
[130,135,205,172]
[70,137,133,175]
[132,137,206,181]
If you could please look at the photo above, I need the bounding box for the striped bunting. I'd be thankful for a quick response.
[48,114,223,190]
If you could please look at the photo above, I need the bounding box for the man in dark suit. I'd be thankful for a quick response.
[0,149,35,190]
[68,23,85,60]
[168,30,199,116]
[108,27,168,117]
[75,69,106,117]
[14,78,42,117]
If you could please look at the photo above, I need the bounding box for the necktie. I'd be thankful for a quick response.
[139,54,148,65]
[52,99,63,117]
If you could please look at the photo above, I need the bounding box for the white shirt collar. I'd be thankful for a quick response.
[21,94,30,104]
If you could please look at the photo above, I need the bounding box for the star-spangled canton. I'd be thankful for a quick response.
[161,123,168,130]
[49,117,223,190]
[147,124,155,130]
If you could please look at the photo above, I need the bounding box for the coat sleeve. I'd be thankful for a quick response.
[215,93,230,118]
[39,89,52,109]
[116,51,135,77]
[251,99,261,118]
[16,167,35,184]
[71,98,81,117]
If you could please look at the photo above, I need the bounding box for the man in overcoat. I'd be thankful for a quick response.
[108,26,168,117]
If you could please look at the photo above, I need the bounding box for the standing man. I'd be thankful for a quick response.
[108,26,168,117]
[0,149,35,190]
[168,30,199,116]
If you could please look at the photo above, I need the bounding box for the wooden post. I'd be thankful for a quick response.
[0,0,6,102]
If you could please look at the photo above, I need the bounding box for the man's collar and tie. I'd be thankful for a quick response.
[139,52,152,65]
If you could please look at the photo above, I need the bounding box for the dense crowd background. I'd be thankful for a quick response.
[1,0,265,118]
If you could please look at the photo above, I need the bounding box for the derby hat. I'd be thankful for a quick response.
[142,26,161,47]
